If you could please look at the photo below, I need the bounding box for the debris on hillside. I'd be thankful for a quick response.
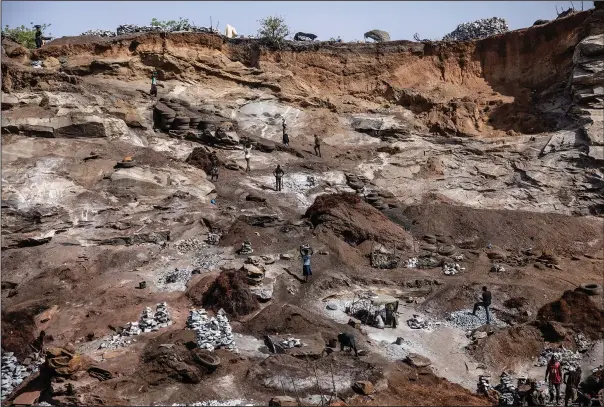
[445,309,507,330]
[443,17,509,41]
[116,24,215,36]
[535,347,582,369]
[186,308,237,352]
[100,303,173,350]
[81,29,116,37]
[1,351,44,401]
[156,267,193,292]
[443,262,463,275]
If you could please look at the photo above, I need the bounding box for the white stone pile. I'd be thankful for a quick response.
[574,333,592,352]
[495,372,517,405]
[194,252,226,270]
[406,314,433,330]
[535,347,582,369]
[491,263,506,273]
[171,400,251,406]
[116,24,214,36]
[30,61,42,69]
[405,257,419,268]
[238,241,253,255]
[1,351,44,401]
[207,233,220,245]
[186,308,237,352]
[443,262,463,275]
[81,29,117,37]
[279,338,303,349]
[445,309,507,330]
[443,17,509,41]
[99,303,173,350]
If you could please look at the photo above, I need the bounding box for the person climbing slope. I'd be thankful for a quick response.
[300,244,314,283]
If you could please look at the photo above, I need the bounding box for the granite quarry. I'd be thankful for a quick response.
[1,4,604,406]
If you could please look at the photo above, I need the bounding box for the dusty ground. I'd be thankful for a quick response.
[1,7,604,407]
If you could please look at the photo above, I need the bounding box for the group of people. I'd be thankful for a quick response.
[521,356,585,406]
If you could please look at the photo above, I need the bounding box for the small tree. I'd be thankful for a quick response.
[257,15,290,46]
[2,23,52,49]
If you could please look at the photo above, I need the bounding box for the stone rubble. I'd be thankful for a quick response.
[81,29,117,37]
[443,17,509,41]
[491,263,506,273]
[238,241,253,255]
[186,308,237,352]
[442,262,463,275]
[99,303,173,350]
[445,309,507,330]
[477,374,491,393]
[1,351,44,401]
[574,333,592,352]
[170,400,251,406]
[115,24,216,36]
[156,267,193,292]
[535,347,582,370]
[207,233,221,245]
[404,257,419,268]
[174,238,207,253]
[494,372,518,406]
[193,252,227,271]
[279,338,303,349]
[30,61,42,69]
[406,314,435,330]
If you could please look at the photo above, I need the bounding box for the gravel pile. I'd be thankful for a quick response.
[174,238,207,253]
[1,352,44,401]
[156,267,193,292]
[443,17,509,41]
[186,308,237,352]
[207,233,220,245]
[30,61,42,69]
[100,303,173,350]
[445,309,507,330]
[238,241,253,255]
[494,372,517,405]
[535,347,582,369]
[193,251,228,270]
[81,29,116,37]
[377,340,410,361]
[574,333,592,352]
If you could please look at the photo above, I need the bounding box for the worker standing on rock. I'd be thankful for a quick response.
[273,164,284,191]
[471,286,492,324]
[563,367,581,406]
[545,355,562,405]
[300,244,314,283]
[282,118,289,146]
[314,135,322,157]
[150,71,158,97]
[244,142,252,172]
[337,332,358,357]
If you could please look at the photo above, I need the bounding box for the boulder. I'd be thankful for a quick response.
[404,353,432,368]
[246,193,266,203]
[269,396,298,407]
[352,380,375,395]
[21,124,55,138]
[1,93,19,110]
[254,138,276,153]
[43,57,62,69]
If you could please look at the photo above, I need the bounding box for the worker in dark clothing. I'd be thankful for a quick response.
[34,25,51,49]
[150,71,158,97]
[522,381,545,406]
[282,118,289,146]
[472,286,492,324]
[563,367,581,406]
[337,332,358,356]
[314,135,321,157]
[273,164,284,191]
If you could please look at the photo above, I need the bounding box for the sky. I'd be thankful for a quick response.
[2,1,595,42]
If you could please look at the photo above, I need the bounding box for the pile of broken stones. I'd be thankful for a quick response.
[536,347,582,370]
[186,309,237,352]
[1,351,44,401]
[406,314,433,330]
[100,303,173,350]
[442,17,509,41]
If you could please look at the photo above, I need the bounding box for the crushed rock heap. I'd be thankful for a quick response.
[445,309,507,330]
[443,17,509,41]
[536,347,582,370]
[1,351,44,401]
[186,308,237,352]
[80,23,218,38]
[100,302,173,349]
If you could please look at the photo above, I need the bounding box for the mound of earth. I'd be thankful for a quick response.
[536,289,604,340]
[389,204,604,254]
[1,303,49,358]
[186,147,218,173]
[242,303,345,342]
[202,270,259,318]
[305,193,413,249]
